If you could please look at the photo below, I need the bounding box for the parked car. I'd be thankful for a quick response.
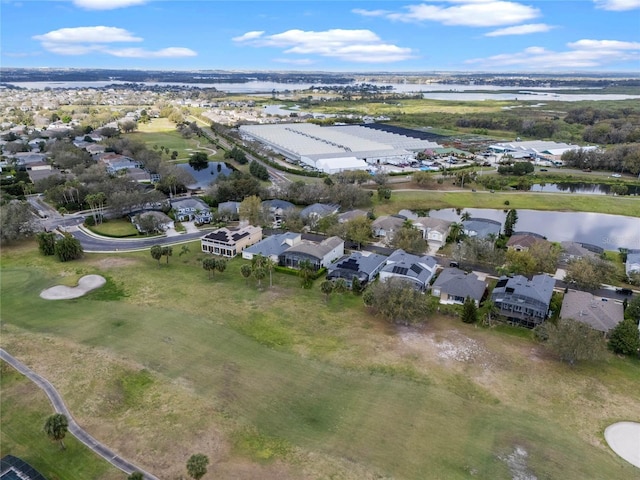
[616,288,633,295]
[540,168,548,171]
[611,173,622,178]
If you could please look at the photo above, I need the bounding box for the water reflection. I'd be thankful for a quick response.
[529,183,640,195]
[429,208,640,250]
[176,162,233,190]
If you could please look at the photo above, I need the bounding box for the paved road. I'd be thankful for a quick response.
[69,226,205,252]
[0,348,160,480]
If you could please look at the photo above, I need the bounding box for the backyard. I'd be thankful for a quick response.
[1,240,639,479]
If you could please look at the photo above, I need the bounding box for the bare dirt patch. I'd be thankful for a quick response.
[498,446,538,480]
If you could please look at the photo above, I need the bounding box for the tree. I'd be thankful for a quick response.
[54,236,83,262]
[546,318,606,365]
[179,245,190,257]
[203,257,217,279]
[215,258,227,274]
[0,201,36,243]
[161,245,173,264]
[625,295,640,324]
[333,278,347,295]
[240,263,253,285]
[239,195,263,225]
[320,280,334,302]
[504,209,518,237]
[150,245,163,264]
[265,257,275,288]
[186,453,209,480]
[351,276,363,295]
[37,232,57,256]
[189,152,209,171]
[564,256,617,290]
[128,473,144,480]
[363,278,431,325]
[44,413,68,450]
[346,216,372,250]
[388,223,427,255]
[461,296,478,324]
[85,192,106,225]
[298,259,315,289]
[608,318,640,356]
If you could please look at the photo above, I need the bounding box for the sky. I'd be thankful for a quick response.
[1,0,640,73]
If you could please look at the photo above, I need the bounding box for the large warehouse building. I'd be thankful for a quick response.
[239,123,442,173]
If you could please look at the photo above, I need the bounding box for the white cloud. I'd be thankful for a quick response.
[485,23,555,37]
[72,0,147,10]
[354,1,540,27]
[594,0,640,11]
[233,28,414,63]
[33,26,142,44]
[33,26,196,58]
[466,38,640,69]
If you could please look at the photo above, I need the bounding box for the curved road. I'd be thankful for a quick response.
[0,348,160,480]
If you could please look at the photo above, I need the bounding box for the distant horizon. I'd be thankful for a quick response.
[2,1,639,73]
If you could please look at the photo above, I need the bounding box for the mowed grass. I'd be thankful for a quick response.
[376,190,640,217]
[1,242,639,479]
[0,363,122,480]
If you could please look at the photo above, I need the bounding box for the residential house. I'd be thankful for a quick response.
[98,153,141,174]
[431,268,487,306]
[300,203,340,227]
[9,152,47,167]
[412,217,453,245]
[338,209,368,224]
[242,232,301,263]
[560,290,624,333]
[218,201,241,220]
[262,199,295,228]
[279,236,344,271]
[372,215,406,240]
[462,218,502,239]
[626,249,640,277]
[171,197,212,224]
[201,225,263,258]
[491,274,556,328]
[131,211,174,233]
[560,241,599,264]
[506,232,546,252]
[379,249,438,291]
[326,251,388,287]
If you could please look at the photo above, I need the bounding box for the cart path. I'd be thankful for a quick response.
[0,348,160,480]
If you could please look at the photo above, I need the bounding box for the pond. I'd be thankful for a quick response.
[428,208,640,251]
[176,162,233,190]
[529,183,640,195]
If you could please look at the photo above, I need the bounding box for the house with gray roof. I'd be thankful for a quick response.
[262,199,296,228]
[431,268,487,306]
[279,236,344,271]
[413,217,453,244]
[242,232,301,263]
[326,251,388,287]
[491,274,556,328]
[171,197,212,224]
[462,218,502,240]
[372,215,406,239]
[132,210,174,233]
[506,232,546,252]
[626,249,640,277]
[560,290,623,333]
[300,203,340,227]
[338,209,368,223]
[217,201,241,220]
[379,249,438,291]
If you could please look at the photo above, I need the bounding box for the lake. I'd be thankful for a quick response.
[428,208,640,251]
[176,162,233,190]
[529,183,640,195]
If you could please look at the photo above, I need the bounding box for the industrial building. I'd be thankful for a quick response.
[239,123,442,174]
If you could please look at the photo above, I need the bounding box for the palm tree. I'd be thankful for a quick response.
[298,259,315,289]
[460,211,472,222]
[44,413,68,450]
[265,257,275,288]
[320,280,334,302]
[240,264,252,285]
[448,222,463,243]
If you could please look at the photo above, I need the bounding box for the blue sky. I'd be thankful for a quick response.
[2,0,639,72]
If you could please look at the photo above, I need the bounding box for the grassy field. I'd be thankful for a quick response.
[375,190,640,217]
[0,363,122,479]
[1,241,639,479]
[85,218,142,237]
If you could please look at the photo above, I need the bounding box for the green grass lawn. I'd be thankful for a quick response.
[0,363,122,480]
[85,218,141,237]
[377,190,640,217]
[1,242,639,479]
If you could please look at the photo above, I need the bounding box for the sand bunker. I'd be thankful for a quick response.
[605,421,640,468]
[40,274,106,300]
